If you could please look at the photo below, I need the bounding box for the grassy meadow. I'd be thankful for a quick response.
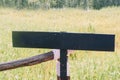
[0,7,120,80]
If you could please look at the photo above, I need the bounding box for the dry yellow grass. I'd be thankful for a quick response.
[0,7,120,80]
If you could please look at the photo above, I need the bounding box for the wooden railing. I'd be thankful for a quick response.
[0,50,70,80]
[0,51,54,71]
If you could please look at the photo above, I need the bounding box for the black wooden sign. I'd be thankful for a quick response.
[12,31,115,80]
[12,31,114,51]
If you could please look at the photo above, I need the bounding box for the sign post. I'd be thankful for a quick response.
[60,49,68,80]
[12,31,115,80]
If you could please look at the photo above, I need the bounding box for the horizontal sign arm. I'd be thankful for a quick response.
[12,31,115,51]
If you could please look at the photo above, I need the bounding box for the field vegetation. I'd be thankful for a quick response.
[0,7,120,80]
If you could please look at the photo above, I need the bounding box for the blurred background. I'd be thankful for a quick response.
[0,0,120,80]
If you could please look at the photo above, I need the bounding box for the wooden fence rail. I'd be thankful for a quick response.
[0,51,54,71]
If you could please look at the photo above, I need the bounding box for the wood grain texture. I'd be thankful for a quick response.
[0,51,54,71]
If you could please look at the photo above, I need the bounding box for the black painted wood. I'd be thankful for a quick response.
[12,31,115,80]
[60,49,67,80]
[12,31,115,51]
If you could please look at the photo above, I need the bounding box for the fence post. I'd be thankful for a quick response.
[57,60,70,80]
[56,49,70,80]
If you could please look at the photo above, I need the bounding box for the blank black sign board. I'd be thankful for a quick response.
[12,31,115,51]
[12,31,115,80]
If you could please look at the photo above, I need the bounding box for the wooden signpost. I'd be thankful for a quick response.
[12,31,115,80]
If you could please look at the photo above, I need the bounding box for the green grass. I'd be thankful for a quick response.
[0,7,120,80]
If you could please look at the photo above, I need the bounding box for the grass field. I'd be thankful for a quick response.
[0,7,120,80]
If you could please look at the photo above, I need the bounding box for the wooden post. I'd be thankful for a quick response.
[12,31,115,80]
[57,60,70,80]
[56,49,70,80]
[57,76,70,80]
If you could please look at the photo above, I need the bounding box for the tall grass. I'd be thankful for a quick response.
[0,7,120,80]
